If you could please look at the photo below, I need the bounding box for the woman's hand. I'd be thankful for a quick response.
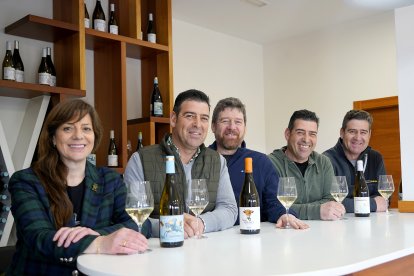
[53,226,100,248]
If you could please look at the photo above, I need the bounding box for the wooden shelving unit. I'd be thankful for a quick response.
[2,0,173,173]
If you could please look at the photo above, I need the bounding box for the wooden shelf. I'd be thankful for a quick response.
[5,14,78,43]
[127,116,170,125]
[0,80,85,99]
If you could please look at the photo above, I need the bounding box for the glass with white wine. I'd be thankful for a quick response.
[125,180,154,252]
[330,176,348,219]
[277,177,297,229]
[186,179,209,239]
[378,175,395,214]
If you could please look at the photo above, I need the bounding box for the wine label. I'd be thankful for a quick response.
[49,75,56,87]
[107,154,118,167]
[160,215,184,243]
[94,19,106,32]
[148,33,156,43]
[3,67,15,80]
[354,197,370,214]
[109,25,118,35]
[85,18,90,28]
[38,72,50,85]
[153,102,163,116]
[239,207,260,230]
[15,70,24,82]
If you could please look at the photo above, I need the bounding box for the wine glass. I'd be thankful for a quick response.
[378,175,395,214]
[125,180,154,252]
[186,179,209,239]
[330,176,349,219]
[277,177,297,229]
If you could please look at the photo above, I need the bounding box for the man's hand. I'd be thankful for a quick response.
[320,201,346,220]
[374,196,387,212]
[184,213,205,238]
[275,214,309,229]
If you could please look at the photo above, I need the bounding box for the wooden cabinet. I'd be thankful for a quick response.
[2,0,173,173]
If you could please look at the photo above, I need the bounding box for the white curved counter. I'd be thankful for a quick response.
[77,211,414,275]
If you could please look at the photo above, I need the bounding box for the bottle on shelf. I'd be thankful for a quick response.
[146,13,156,43]
[108,3,118,35]
[399,180,403,201]
[126,140,132,160]
[38,48,50,85]
[107,130,118,167]
[2,41,15,81]
[92,0,106,32]
[159,155,184,248]
[46,47,56,87]
[353,160,370,217]
[150,77,163,117]
[239,157,260,234]
[12,40,24,82]
[84,2,90,28]
[136,131,143,152]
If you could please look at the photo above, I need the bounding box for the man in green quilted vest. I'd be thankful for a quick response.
[124,89,238,238]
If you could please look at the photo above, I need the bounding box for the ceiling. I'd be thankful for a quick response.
[172,0,414,44]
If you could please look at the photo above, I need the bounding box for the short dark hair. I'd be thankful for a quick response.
[341,110,373,130]
[173,89,210,115]
[212,97,246,124]
[288,109,319,130]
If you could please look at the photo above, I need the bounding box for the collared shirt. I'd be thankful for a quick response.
[167,134,201,163]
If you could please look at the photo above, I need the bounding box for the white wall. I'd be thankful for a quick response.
[263,12,398,154]
[172,19,265,151]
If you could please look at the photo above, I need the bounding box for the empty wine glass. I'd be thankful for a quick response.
[277,177,297,229]
[330,176,349,219]
[125,180,154,252]
[378,175,395,215]
[186,179,209,239]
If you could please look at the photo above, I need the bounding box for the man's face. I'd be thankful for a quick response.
[212,107,245,151]
[285,119,318,163]
[171,100,210,151]
[340,119,371,160]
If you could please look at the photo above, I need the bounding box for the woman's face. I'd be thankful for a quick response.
[53,114,95,167]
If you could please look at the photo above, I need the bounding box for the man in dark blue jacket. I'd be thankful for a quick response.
[209,97,308,229]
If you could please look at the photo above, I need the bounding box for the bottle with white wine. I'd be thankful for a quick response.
[108,3,118,34]
[136,131,143,152]
[12,40,24,82]
[38,48,50,85]
[150,77,163,117]
[46,47,56,87]
[146,13,156,43]
[107,130,118,167]
[239,157,260,234]
[159,156,184,248]
[84,2,90,28]
[2,41,15,81]
[353,160,370,217]
[92,0,106,32]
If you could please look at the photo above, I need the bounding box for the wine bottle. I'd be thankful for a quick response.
[159,155,184,248]
[136,131,143,152]
[38,48,50,85]
[239,157,260,234]
[108,3,118,35]
[107,130,118,167]
[12,40,24,82]
[46,47,56,87]
[399,180,403,201]
[2,41,15,81]
[353,160,370,217]
[84,2,90,28]
[92,0,106,32]
[150,77,163,117]
[146,13,156,43]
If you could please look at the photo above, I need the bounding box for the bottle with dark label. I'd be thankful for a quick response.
[46,47,56,87]
[353,160,370,217]
[93,0,106,32]
[84,2,90,28]
[38,48,50,85]
[239,157,260,234]
[136,131,143,152]
[146,13,156,43]
[107,130,118,167]
[2,41,15,81]
[150,77,163,117]
[159,156,184,248]
[13,40,24,82]
[108,3,118,34]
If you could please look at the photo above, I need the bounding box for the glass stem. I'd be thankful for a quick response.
[195,215,199,238]
[286,208,290,227]
[386,198,389,214]
[138,224,142,234]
